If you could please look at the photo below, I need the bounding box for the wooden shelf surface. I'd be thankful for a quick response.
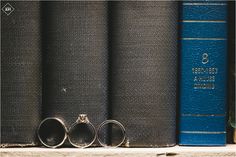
[0,145,236,157]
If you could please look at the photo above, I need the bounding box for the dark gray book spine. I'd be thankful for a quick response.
[42,2,108,145]
[1,1,42,147]
[109,1,178,147]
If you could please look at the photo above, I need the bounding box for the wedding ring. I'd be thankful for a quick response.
[37,117,67,148]
[97,120,126,147]
[68,114,96,148]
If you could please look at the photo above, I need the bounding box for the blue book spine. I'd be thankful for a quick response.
[179,1,228,146]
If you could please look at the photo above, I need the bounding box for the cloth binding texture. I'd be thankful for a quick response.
[109,1,178,147]
[41,1,109,146]
[1,1,42,147]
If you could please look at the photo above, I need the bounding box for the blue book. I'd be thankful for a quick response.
[179,1,228,146]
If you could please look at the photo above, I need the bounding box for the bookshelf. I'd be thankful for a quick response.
[1,145,236,157]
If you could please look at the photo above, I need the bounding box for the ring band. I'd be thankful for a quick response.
[97,120,126,147]
[37,117,67,148]
[68,114,96,148]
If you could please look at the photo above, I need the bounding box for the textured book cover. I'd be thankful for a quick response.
[41,2,108,146]
[109,1,178,147]
[228,1,235,144]
[1,1,42,147]
[179,1,228,145]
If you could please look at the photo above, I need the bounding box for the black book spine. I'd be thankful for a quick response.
[1,1,42,147]
[42,2,108,146]
[109,1,178,147]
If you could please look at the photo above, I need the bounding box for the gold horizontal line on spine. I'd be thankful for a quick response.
[180,38,227,41]
[180,20,226,23]
[183,3,227,6]
[181,131,226,134]
[181,114,226,117]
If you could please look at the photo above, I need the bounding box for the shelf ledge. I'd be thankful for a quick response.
[1,145,236,157]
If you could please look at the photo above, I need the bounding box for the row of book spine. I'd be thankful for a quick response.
[1,1,235,147]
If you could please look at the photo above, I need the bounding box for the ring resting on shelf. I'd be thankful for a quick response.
[68,114,96,148]
[97,119,126,147]
[37,117,67,148]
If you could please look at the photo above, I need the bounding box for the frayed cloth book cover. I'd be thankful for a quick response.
[109,1,178,147]
[1,1,42,147]
[41,1,109,146]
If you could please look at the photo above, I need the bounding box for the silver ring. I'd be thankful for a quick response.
[97,120,126,148]
[37,117,67,148]
[68,114,96,148]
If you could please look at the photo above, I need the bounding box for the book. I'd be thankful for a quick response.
[179,1,228,145]
[109,1,178,147]
[228,1,235,144]
[41,1,108,146]
[1,1,41,147]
